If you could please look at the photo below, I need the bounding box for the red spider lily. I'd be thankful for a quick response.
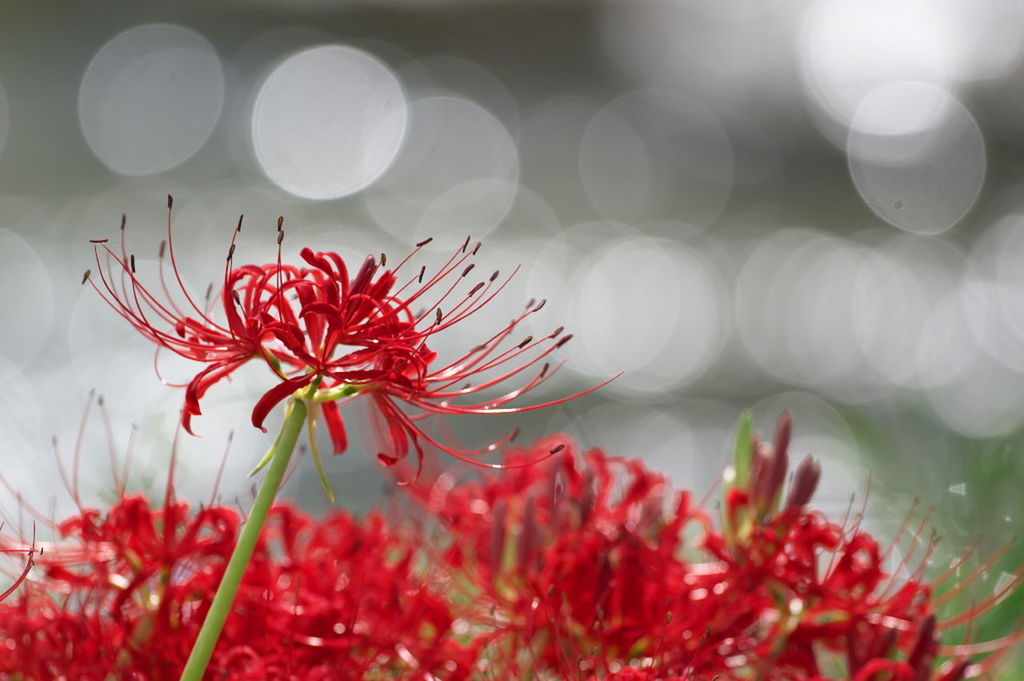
[424,416,1023,681]
[0,494,475,680]
[84,196,610,477]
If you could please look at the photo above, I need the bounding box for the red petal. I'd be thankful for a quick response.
[321,400,349,455]
[250,375,315,432]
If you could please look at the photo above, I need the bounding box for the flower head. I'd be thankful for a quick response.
[85,196,611,477]
[424,415,1023,681]
[0,493,474,680]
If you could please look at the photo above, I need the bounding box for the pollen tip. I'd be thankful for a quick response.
[517,335,533,349]
[461,263,475,277]
[540,362,549,377]
[415,237,434,248]
[120,213,126,229]
[533,299,547,312]
[81,269,91,285]
[277,216,284,231]
[236,215,244,232]
[468,281,484,296]
[166,194,173,209]
[89,238,109,244]
[461,235,471,253]
[227,243,236,262]
[129,254,136,273]
[550,326,564,338]
[417,265,426,283]
[556,333,573,348]
[435,308,443,325]
[490,270,499,282]
[550,443,566,455]
[380,252,387,266]
[158,240,166,258]
[472,241,482,255]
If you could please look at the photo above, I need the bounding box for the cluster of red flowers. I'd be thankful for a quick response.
[423,413,1021,681]
[0,491,474,681]
[0,414,1018,680]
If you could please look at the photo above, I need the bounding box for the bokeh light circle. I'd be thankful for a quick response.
[78,24,224,176]
[800,0,952,130]
[848,84,985,235]
[364,96,519,249]
[570,237,727,395]
[252,45,408,200]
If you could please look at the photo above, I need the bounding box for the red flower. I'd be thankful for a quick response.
[0,493,474,680]
[85,196,611,473]
[423,416,1023,681]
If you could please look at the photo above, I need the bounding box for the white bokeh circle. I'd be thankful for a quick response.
[363,96,519,248]
[78,24,224,176]
[569,237,727,395]
[252,45,408,200]
[800,0,952,131]
[848,85,985,235]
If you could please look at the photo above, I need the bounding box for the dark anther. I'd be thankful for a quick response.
[81,270,91,285]
[550,326,564,338]
[120,214,126,230]
[277,231,284,245]
[236,215,243,232]
[380,252,387,266]
[129,254,136,273]
[89,239,109,244]
[533,299,547,312]
[490,270,499,282]
[418,265,426,283]
[204,283,213,302]
[556,334,574,348]
[435,308,443,325]
[550,443,565,455]
[167,194,173,209]
[227,244,236,262]
[277,216,284,231]
[461,263,475,277]
[461,235,471,253]
[468,282,484,296]
[159,240,166,258]
[472,241,481,255]
[540,362,549,378]
[517,336,533,349]
[416,237,434,248]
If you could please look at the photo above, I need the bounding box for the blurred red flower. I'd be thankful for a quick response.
[0,492,473,681]
[422,414,1022,681]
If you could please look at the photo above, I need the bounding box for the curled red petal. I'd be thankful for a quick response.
[250,375,316,432]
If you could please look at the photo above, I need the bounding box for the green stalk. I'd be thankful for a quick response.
[179,398,308,681]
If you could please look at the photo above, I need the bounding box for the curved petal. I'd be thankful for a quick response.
[250,375,316,432]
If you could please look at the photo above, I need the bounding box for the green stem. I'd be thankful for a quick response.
[179,398,308,681]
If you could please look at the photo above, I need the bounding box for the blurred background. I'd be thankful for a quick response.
[0,0,1023,649]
